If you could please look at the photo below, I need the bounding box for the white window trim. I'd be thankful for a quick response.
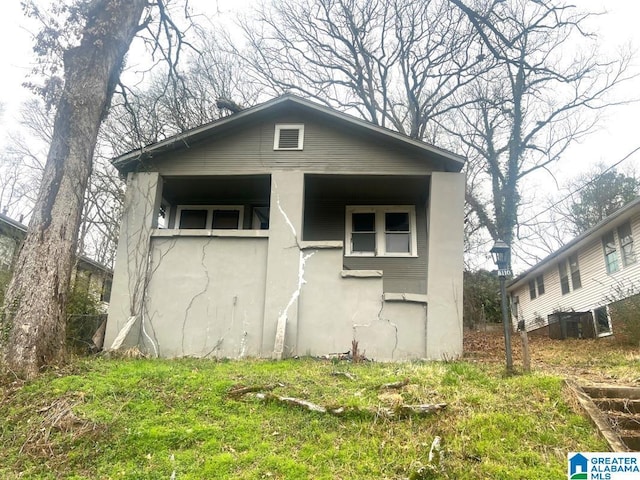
[345,205,417,258]
[274,124,304,150]
[593,305,613,338]
[175,205,245,230]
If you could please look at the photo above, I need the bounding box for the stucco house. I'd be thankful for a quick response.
[0,212,113,302]
[104,94,465,360]
[507,197,640,339]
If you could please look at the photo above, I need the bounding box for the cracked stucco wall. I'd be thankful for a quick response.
[143,236,268,358]
[261,171,306,358]
[104,171,163,350]
[298,247,428,360]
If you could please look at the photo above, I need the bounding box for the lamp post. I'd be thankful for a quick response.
[490,239,513,373]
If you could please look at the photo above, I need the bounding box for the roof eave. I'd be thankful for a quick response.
[507,196,640,290]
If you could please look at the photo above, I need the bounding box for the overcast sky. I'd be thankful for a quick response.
[0,0,638,191]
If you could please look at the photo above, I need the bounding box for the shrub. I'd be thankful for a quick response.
[66,287,106,355]
[609,293,640,346]
[463,269,502,328]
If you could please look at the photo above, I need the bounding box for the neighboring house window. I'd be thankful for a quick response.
[529,274,545,300]
[274,124,304,150]
[558,261,570,295]
[568,253,582,290]
[558,255,581,294]
[511,295,520,318]
[593,306,612,337]
[176,206,244,229]
[617,221,636,267]
[602,230,619,274]
[345,206,417,257]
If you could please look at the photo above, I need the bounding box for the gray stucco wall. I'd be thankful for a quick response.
[141,236,268,358]
[105,113,465,360]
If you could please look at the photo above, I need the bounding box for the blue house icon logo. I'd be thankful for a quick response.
[569,453,588,479]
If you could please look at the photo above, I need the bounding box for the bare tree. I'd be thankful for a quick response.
[1,0,192,378]
[0,100,52,220]
[232,0,484,142]
[447,0,635,251]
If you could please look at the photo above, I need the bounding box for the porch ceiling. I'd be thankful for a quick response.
[305,174,429,202]
[161,175,271,204]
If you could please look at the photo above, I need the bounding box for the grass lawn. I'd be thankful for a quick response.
[2,339,626,480]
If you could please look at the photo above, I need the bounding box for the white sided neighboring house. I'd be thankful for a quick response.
[507,197,640,339]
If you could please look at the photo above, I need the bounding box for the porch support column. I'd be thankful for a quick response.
[104,171,163,351]
[425,172,465,359]
[261,171,305,358]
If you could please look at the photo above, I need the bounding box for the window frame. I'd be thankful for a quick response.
[617,221,636,267]
[274,124,305,150]
[345,205,418,258]
[568,253,582,290]
[528,279,537,300]
[602,230,620,274]
[593,306,613,337]
[558,261,570,295]
[536,274,545,296]
[175,205,245,230]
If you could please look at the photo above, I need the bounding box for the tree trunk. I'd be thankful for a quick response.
[1,0,146,379]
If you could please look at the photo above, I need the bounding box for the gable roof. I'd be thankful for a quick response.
[507,196,640,290]
[112,94,465,173]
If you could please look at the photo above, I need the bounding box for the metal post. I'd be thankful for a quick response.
[499,275,513,373]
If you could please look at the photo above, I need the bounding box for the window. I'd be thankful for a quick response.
[157,201,169,229]
[558,261,570,295]
[176,206,244,230]
[511,295,520,318]
[528,274,545,300]
[252,206,270,230]
[536,275,545,295]
[593,306,612,337]
[602,230,619,274]
[617,221,636,267]
[568,253,582,290]
[558,255,580,295]
[274,124,304,150]
[345,206,417,257]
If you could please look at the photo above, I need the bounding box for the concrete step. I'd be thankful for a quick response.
[620,434,640,451]
[594,398,640,414]
[608,413,640,431]
[583,386,640,400]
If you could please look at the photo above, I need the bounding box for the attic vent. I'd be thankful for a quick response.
[274,124,304,150]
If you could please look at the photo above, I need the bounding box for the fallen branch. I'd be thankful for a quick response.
[234,390,446,419]
[256,393,346,415]
[379,378,410,390]
[378,403,447,419]
[331,371,357,381]
[227,383,284,398]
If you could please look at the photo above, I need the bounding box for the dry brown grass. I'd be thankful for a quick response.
[464,328,640,385]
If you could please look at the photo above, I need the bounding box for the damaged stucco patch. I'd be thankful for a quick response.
[271,179,314,359]
[352,296,399,359]
[272,249,315,359]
